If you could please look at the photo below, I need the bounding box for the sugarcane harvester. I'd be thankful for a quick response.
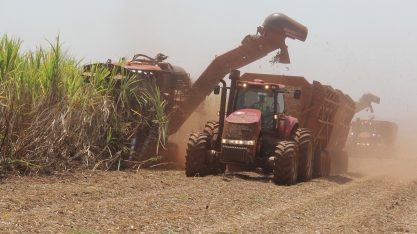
[82,13,309,163]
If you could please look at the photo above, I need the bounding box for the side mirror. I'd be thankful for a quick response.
[213,85,220,95]
[294,89,301,99]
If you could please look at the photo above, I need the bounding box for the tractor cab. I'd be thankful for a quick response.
[234,80,286,131]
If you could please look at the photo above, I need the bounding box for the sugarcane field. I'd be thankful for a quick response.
[1,1,417,233]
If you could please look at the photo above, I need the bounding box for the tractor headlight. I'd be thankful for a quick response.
[222,139,254,145]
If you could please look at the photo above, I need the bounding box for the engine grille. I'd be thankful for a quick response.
[221,145,249,164]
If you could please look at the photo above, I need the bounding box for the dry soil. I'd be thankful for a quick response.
[1,152,417,233]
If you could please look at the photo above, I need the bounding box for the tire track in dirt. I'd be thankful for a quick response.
[198,174,380,233]
[1,157,417,233]
[198,176,417,234]
[336,179,417,233]
[199,157,417,233]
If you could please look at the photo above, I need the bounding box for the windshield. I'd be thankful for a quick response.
[236,88,284,112]
[235,87,284,130]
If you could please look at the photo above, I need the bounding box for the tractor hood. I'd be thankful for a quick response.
[222,109,262,141]
[225,109,261,124]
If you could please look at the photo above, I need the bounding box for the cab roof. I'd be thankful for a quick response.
[239,80,286,90]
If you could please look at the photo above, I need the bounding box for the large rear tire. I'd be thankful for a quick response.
[273,141,299,185]
[297,129,314,182]
[313,150,326,178]
[185,133,210,177]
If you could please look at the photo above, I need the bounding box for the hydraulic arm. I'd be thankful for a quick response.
[172,13,308,133]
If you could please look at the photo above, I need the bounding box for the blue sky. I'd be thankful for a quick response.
[1,0,417,135]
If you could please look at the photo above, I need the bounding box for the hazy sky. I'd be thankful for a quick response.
[1,0,417,134]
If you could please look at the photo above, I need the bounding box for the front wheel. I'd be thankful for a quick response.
[203,121,226,174]
[273,141,299,185]
[185,133,210,177]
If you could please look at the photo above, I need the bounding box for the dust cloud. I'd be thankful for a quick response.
[168,95,221,169]
[347,123,417,183]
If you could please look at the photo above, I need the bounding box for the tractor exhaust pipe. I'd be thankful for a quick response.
[226,70,241,116]
[216,79,227,151]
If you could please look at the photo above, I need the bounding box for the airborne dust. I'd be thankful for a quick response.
[168,95,221,170]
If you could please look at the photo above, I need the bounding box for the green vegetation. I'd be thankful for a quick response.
[0,34,167,174]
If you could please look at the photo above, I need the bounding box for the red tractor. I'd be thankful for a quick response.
[185,70,314,185]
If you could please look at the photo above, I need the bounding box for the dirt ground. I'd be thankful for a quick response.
[1,151,417,234]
